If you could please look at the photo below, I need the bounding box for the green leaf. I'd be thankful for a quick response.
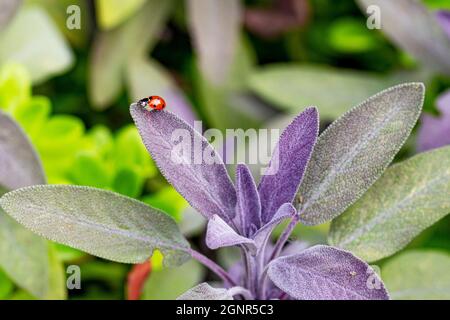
[142,188,188,222]
[96,0,147,30]
[328,18,380,53]
[381,250,450,299]
[69,153,112,189]
[329,146,450,262]
[297,83,424,225]
[0,185,191,265]
[12,96,51,138]
[0,63,30,112]
[0,110,46,190]
[112,167,143,198]
[0,269,14,299]
[0,7,73,83]
[0,208,52,299]
[249,64,390,119]
[142,259,204,300]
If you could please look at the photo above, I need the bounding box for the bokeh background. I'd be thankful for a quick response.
[0,0,449,300]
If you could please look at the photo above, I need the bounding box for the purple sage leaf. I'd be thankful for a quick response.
[268,245,390,300]
[177,283,233,300]
[130,105,237,221]
[236,163,261,236]
[258,107,318,224]
[417,90,450,152]
[436,10,450,39]
[253,203,296,248]
[298,83,424,225]
[206,215,256,252]
[0,110,45,191]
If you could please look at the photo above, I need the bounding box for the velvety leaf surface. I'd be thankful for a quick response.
[236,163,261,236]
[206,215,256,252]
[0,110,45,190]
[437,10,450,38]
[0,185,190,265]
[329,146,450,262]
[258,107,318,224]
[130,106,237,221]
[297,83,424,225]
[177,283,233,300]
[143,260,204,300]
[0,7,73,83]
[268,245,389,300]
[417,90,450,152]
[357,0,450,75]
[187,0,241,85]
[126,57,196,125]
[382,250,450,300]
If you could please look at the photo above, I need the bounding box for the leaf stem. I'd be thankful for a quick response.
[269,213,299,261]
[228,286,254,300]
[189,248,236,286]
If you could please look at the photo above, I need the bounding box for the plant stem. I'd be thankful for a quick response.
[269,214,299,261]
[228,286,254,300]
[189,248,236,286]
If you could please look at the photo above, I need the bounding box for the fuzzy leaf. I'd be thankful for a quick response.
[268,245,389,300]
[297,83,424,225]
[236,163,261,236]
[0,185,190,265]
[258,107,318,224]
[0,208,50,298]
[381,250,450,300]
[0,110,45,190]
[329,146,450,262]
[357,0,450,75]
[130,106,237,221]
[417,90,450,152]
[177,283,233,300]
[206,215,256,252]
[187,0,241,85]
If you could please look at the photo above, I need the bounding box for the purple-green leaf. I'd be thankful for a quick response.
[130,105,237,221]
[0,110,45,191]
[177,283,233,300]
[268,245,389,300]
[0,185,190,266]
[258,107,318,224]
[297,83,424,225]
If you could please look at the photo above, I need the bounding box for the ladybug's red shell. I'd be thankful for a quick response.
[137,96,166,111]
[147,96,166,110]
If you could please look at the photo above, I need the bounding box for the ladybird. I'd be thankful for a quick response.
[137,95,166,111]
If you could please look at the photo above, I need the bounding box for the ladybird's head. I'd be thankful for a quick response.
[137,98,149,108]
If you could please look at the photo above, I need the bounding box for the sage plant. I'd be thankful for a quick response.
[3,83,444,300]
